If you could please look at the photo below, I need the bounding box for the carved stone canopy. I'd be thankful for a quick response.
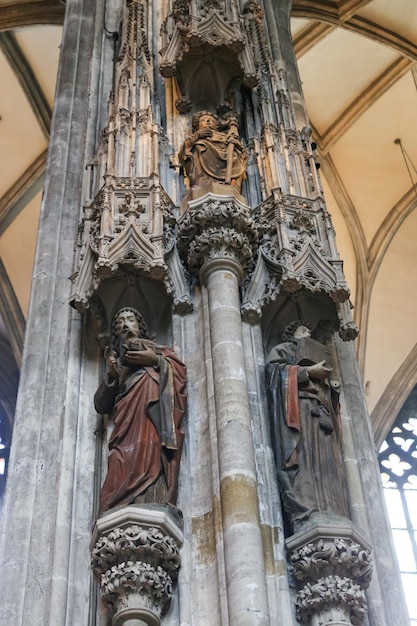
[159,0,259,113]
[70,176,192,314]
[242,190,358,339]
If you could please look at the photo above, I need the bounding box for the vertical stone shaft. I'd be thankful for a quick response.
[336,338,409,626]
[0,1,99,624]
[200,258,270,626]
[259,1,410,624]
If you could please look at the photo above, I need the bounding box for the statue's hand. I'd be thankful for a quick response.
[124,347,159,367]
[104,346,118,380]
[307,360,332,380]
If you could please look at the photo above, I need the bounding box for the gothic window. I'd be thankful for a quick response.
[379,393,417,626]
[0,332,18,518]
[0,406,11,517]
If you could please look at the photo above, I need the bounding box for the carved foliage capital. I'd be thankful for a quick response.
[91,523,181,617]
[92,523,181,577]
[290,536,372,588]
[100,561,173,615]
[177,198,258,274]
[296,575,367,626]
[287,531,372,626]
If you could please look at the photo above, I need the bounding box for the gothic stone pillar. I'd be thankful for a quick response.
[0,2,100,624]
[178,188,270,625]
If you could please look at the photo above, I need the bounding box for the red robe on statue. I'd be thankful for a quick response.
[94,345,186,515]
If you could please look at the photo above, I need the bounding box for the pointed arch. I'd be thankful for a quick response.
[0,2,64,31]
[371,342,417,449]
[292,4,417,61]
[368,187,417,288]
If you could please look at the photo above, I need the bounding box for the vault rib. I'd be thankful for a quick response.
[0,150,47,235]
[371,342,417,449]
[368,186,417,283]
[0,31,51,138]
[292,5,417,61]
[320,58,416,154]
[0,260,25,369]
[293,21,335,58]
[0,1,64,31]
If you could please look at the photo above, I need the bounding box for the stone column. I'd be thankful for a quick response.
[178,189,270,625]
[0,2,101,624]
[91,506,183,626]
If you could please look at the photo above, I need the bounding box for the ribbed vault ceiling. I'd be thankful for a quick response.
[0,0,417,439]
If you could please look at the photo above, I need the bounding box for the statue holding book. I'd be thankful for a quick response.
[266,321,348,529]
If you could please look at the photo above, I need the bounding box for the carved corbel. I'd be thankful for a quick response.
[286,521,372,626]
[91,506,183,626]
[177,194,258,276]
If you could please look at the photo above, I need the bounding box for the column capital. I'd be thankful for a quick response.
[286,518,373,626]
[91,505,183,626]
[177,191,258,277]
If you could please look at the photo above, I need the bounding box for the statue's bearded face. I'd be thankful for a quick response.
[114,310,139,337]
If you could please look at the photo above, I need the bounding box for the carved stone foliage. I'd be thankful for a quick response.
[177,195,258,275]
[159,0,265,113]
[290,536,372,587]
[296,576,367,626]
[91,507,183,623]
[242,191,357,338]
[286,524,372,626]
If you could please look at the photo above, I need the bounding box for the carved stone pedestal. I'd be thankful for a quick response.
[91,505,183,626]
[286,518,373,626]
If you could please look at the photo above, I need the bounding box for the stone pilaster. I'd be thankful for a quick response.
[91,506,183,626]
[286,520,373,626]
[0,2,100,624]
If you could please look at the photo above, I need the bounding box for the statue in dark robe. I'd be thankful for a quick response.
[94,308,187,515]
[266,321,348,531]
[180,111,248,193]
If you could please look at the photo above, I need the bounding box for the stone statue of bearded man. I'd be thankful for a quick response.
[94,308,187,515]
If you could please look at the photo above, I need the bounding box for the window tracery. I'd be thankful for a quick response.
[379,409,417,625]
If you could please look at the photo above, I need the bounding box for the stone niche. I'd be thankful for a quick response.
[159,0,259,113]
